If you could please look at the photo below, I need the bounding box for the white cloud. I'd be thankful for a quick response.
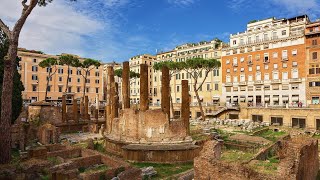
[167,0,196,7]
[0,0,105,57]
[229,0,320,19]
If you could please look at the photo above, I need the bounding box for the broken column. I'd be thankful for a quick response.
[106,66,115,133]
[84,96,89,120]
[182,80,190,135]
[95,95,99,122]
[122,61,130,109]
[161,66,170,120]
[114,82,119,118]
[80,97,84,118]
[73,99,79,123]
[62,95,67,123]
[140,64,149,111]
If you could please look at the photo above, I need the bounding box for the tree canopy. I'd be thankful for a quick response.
[114,68,140,79]
[39,57,58,68]
[59,54,79,67]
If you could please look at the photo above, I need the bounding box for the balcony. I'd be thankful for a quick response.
[247,61,253,66]
[254,80,263,85]
[289,78,302,83]
[239,81,247,86]
[233,63,238,67]
[282,57,288,61]
[225,82,233,87]
[271,79,281,84]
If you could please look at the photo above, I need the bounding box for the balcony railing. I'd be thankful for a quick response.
[289,78,302,83]
[254,80,263,85]
[271,79,281,84]
[233,63,238,67]
[282,57,288,61]
[247,61,253,65]
[225,82,233,87]
[239,81,247,86]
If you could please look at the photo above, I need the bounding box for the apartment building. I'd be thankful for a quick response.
[222,15,309,107]
[152,40,222,118]
[129,54,156,104]
[305,20,320,105]
[18,49,105,103]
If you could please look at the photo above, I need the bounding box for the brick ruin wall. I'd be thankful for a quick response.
[194,137,319,180]
[108,108,187,143]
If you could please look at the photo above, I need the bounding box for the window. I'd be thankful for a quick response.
[68,78,72,82]
[59,77,63,82]
[95,72,100,77]
[86,87,89,93]
[282,50,288,59]
[248,55,252,61]
[68,87,72,93]
[313,52,318,60]
[273,52,278,58]
[292,69,298,79]
[292,61,298,67]
[233,58,238,66]
[272,31,277,38]
[226,59,230,64]
[77,78,80,83]
[256,72,261,81]
[282,30,287,35]
[240,74,245,82]
[292,49,297,56]
[248,37,251,43]
[227,69,230,73]
[264,73,269,80]
[273,64,278,69]
[240,67,244,72]
[68,69,73,74]
[233,76,238,83]
[96,88,99,93]
[283,63,287,68]
[240,57,244,62]
[309,81,320,87]
[226,76,231,83]
[282,85,289,90]
[256,65,260,70]
[312,39,317,46]
[255,54,260,61]
[77,87,81,92]
[58,68,64,74]
[248,75,253,82]
[33,59,37,63]
[249,67,252,72]
[291,84,299,90]
[86,79,90,83]
[264,86,270,90]
[176,85,180,92]
[32,75,38,80]
[273,72,279,80]
[95,79,99,84]
[233,40,237,45]
[32,85,37,92]
[214,83,219,91]
[264,65,269,70]
[282,72,288,80]
[47,67,52,73]
[207,84,210,91]
[32,65,38,72]
[77,70,82,75]
[264,53,269,62]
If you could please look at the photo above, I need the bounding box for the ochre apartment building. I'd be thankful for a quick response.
[18,49,105,104]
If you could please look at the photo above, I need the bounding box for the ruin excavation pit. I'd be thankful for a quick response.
[103,63,200,163]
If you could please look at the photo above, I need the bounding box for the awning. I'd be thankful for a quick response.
[240,97,246,102]
[273,97,279,101]
[282,96,289,101]
[248,97,253,101]
[292,96,299,102]
[212,96,220,101]
[264,97,270,101]
[233,97,238,102]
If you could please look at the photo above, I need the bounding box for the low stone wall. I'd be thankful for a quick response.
[82,149,130,168]
[224,142,258,154]
[70,155,101,168]
[47,148,82,159]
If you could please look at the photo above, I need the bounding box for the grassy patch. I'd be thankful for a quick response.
[72,142,88,149]
[132,162,193,179]
[94,141,106,153]
[47,157,61,165]
[220,150,254,163]
[257,130,286,142]
[250,156,280,175]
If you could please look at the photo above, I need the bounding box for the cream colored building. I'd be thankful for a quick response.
[152,39,223,118]
[18,49,105,104]
[129,54,156,104]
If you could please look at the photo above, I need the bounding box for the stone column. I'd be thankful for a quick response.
[106,66,114,133]
[73,99,79,123]
[161,66,170,120]
[84,96,89,120]
[114,82,119,118]
[122,61,130,109]
[95,95,99,122]
[62,95,66,123]
[182,80,190,135]
[140,64,149,111]
[80,97,84,118]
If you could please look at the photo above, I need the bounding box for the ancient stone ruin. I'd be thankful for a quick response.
[104,63,198,163]
[194,136,319,180]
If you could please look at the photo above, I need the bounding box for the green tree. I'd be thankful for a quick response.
[114,68,140,84]
[0,0,76,164]
[178,58,221,121]
[153,61,182,117]
[39,58,58,101]
[78,59,101,99]
[59,55,79,93]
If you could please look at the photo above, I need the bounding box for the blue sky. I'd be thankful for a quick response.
[1,0,320,62]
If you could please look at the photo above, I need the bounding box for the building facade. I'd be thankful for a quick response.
[18,49,105,103]
[128,54,156,104]
[222,15,309,107]
[305,21,320,105]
